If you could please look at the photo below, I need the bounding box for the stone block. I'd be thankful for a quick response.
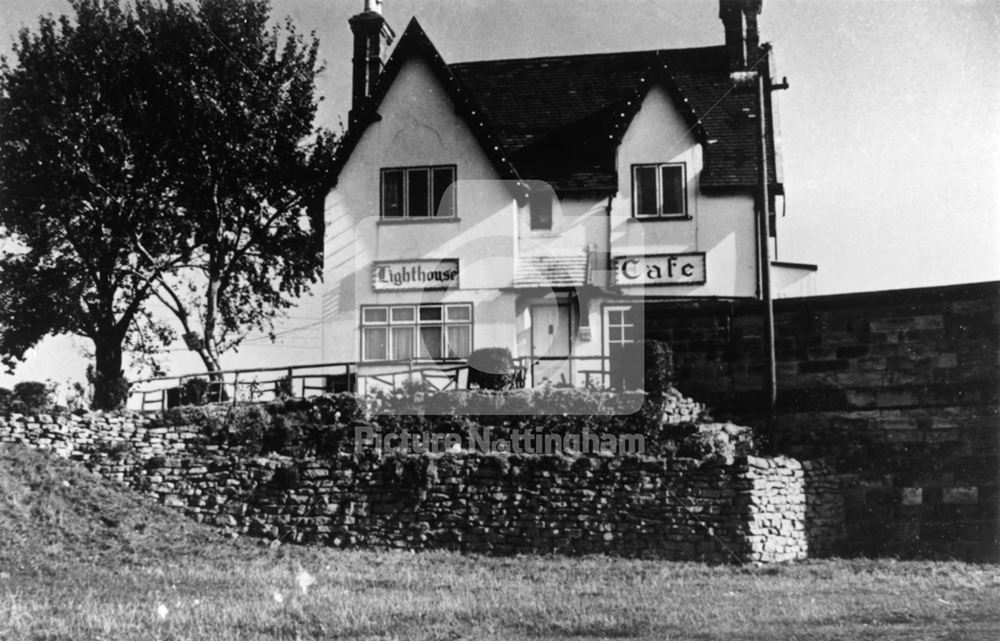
[942,487,979,505]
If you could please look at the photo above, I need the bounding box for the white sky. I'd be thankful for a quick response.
[1,0,998,387]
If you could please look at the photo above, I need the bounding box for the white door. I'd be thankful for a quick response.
[530,304,571,386]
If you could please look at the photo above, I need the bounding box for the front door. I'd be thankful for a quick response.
[530,304,571,386]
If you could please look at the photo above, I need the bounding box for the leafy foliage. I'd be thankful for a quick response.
[0,0,334,406]
[0,381,55,414]
[136,0,334,373]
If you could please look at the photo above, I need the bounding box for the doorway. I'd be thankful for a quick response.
[530,303,572,386]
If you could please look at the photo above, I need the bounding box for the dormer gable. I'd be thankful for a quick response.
[332,18,528,204]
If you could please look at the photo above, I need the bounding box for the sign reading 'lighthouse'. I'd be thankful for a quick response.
[372,259,460,291]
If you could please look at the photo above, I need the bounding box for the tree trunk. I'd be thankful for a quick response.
[192,340,225,402]
[91,333,127,410]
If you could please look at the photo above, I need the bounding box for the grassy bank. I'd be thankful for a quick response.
[2,445,998,640]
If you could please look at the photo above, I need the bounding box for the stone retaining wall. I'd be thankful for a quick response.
[645,281,1000,560]
[0,412,843,563]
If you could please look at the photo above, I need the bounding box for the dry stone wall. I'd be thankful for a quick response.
[0,412,842,563]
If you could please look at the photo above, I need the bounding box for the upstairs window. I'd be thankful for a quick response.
[381,165,456,219]
[632,163,687,219]
[529,189,553,230]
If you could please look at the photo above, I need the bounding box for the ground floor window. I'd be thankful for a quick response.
[361,303,472,361]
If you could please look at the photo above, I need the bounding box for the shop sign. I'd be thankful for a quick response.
[612,253,706,286]
[372,259,460,291]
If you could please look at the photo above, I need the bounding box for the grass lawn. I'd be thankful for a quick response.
[2,445,998,640]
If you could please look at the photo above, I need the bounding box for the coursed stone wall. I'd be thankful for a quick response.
[0,412,842,563]
[644,281,1000,561]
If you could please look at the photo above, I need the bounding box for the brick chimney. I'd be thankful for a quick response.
[349,0,395,123]
[719,0,763,71]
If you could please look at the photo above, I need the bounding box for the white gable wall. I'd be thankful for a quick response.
[610,83,758,298]
[323,57,522,364]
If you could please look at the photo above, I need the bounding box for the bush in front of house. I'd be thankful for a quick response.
[180,377,210,406]
[142,387,736,460]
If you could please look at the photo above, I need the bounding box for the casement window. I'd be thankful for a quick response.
[529,189,552,230]
[632,163,687,218]
[381,165,456,219]
[361,303,472,361]
[605,307,638,349]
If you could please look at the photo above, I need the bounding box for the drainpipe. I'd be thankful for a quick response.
[756,56,777,444]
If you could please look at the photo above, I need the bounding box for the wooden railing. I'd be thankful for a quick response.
[128,355,615,411]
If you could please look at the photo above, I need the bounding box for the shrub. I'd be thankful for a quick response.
[220,404,273,454]
[181,377,210,406]
[311,393,365,423]
[10,381,53,414]
[262,415,303,454]
[609,340,673,394]
[0,388,11,414]
[467,347,517,391]
[92,376,130,410]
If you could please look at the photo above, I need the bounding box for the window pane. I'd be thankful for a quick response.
[363,327,387,361]
[390,306,415,323]
[407,169,430,217]
[634,166,658,216]
[419,326,443,359]
[608,309,623,324]
[391,327,415,360]
[432,167,455,218]
[445,325,471,358]
[362,307,387,324]
[446,304,471,322]
[419,305,442,322]
[661,165,685,215]
[608,327,623,344]
[382,170,404,218]
[530,190,552,230]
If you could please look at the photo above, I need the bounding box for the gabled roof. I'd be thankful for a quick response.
[332,18,529,203]
[331,17,779,197]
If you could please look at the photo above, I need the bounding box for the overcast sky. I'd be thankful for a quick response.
[1,0,998,385]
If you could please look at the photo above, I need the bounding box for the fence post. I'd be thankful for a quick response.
[232,372,239,404]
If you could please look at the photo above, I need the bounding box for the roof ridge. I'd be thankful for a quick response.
[449,45,725,68]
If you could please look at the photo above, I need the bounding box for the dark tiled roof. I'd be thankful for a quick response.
[450,47,778,193]
[332,18,779,198]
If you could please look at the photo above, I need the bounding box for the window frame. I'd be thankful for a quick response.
[631,162,688,220]
[380,164,457,220]
[360,302,473,362]
[529,188,553,231]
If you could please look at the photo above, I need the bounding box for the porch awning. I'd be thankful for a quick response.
[513,253,589,288]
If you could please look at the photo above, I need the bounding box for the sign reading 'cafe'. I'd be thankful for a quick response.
[613,253,706,286]
[372,259,460,291]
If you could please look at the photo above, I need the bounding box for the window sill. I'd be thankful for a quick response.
[378,217,461,225]
[629,215,692,222]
